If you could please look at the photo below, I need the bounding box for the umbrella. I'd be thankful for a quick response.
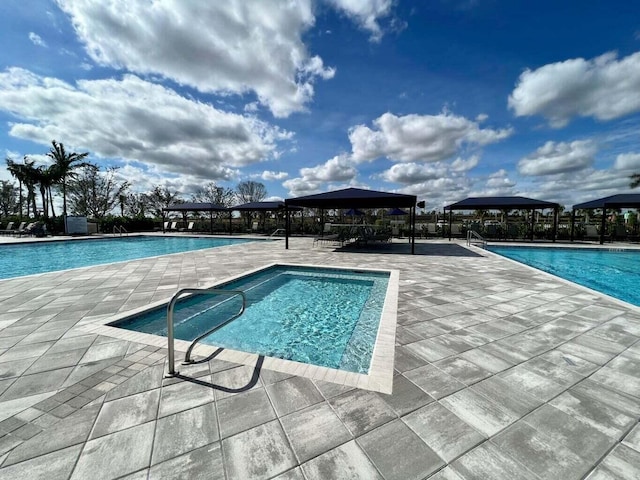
[344,208,365,224]
[387,208,408,216]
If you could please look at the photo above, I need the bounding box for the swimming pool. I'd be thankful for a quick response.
[112,264,392,374]
[0,236,264,280]
[487,246,640,307]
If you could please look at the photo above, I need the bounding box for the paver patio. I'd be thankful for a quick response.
[0,236,639,479]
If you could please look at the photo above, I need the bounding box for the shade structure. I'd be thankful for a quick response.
[571,194,640,244]
[230,201,303,235]
[162,202,229,234]
[444,196,561,242]
[284,187,418,253]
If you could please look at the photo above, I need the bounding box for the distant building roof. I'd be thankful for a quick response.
[445,196,560,210]
[573,194,640,210]
[285,187,416,209]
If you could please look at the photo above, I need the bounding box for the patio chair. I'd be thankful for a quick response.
[16,222,35,236]
[179,221,195,232]
[0,222,15,235]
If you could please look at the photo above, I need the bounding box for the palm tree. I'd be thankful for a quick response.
[7,157,39,218]
[6,157,25,219]
[46,140,89,219]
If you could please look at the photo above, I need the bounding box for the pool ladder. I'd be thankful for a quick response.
[166,288,246,377]
[466,230,487,248]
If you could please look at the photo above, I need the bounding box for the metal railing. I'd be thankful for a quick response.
[113,225,128,236]
[466,230,487,248]
[166,288,246,376]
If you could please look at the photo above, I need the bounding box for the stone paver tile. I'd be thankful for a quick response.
[358,419,444,480]
[0,341,54,364]
[149,442,224,480]
[538,349,600,377]
[0,444,82,480]
[63,358,120,387]
[79,340,130,364]
[0,367,73,402]
[433,356,492,385]
[590,366,640,399]
[550,388,636,439]
[272,467,305,479]
[91,388,160,438]
[280,402,351,463]
[5,404,101,466]
[377,374,434,416]
[404,364,465,399]
[0,434,21,457]
[265,376,324,417]
[158,377,214,418]
[393,346,428,373]
[404,338,457,362]
[497,364,566,402]
[312,379,354,399]
[440,388,520,437]
[152,401,218,465]
[216,388,276,439]
[105,364,164,402]
[451,441,538,480]
[622,423,640,453]
[328,388,396,437]
[403,401,485,462]
[493,421,590,480]
[586,444,640,480]
[428,466,466,480]
[11,422,42,440]
[301,440,382,480]
[256,368,293,386]
[71,420,155,480]
[471,376,542,417]
[523,404,615,463]
[571,379,640,417]
[459,348,512,374]
[210,365,263,401]
[222,420,296,480]
[0,357,37,379]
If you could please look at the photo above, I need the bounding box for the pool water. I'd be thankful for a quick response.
[113,265,390,373]
[487,246,640,307]
[0,236,262,279]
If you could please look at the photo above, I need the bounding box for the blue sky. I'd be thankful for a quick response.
[1,0,639,210]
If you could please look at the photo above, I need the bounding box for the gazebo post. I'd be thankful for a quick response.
[570,209,575,242]
[162,212,165,233]
[552,207,558,242]
[448,209,452,241]
[600,207,607,244]
[285,207,290,249]
[530,209,535,241]
[229,210,232,235]
[209,211,213,234]
[411,206,416,254]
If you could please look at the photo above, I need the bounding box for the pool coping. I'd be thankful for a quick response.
[79,262,399,394]
[480,244,640,313]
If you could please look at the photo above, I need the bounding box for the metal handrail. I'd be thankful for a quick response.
[466,230,487,248]
[166,288,246,376]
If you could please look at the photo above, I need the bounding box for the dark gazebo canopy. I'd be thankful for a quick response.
[444,196,561,242]
[445,196,560,211]
[571,194,640,244]
[231,201,302,212]
[162,202,227,212]
[573,194,640,210]
[285,187,416,209]
[284,187,418,253]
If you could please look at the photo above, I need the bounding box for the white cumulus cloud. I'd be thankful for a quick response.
[284,155,358,196]
[348,112,512,163]
[327,0,396,42]
[28,32,47,47]
[261,170,289,181]
[0,67,288,181]
[518,140,596,176]
[56,0,335,118]
[614,152,640,171]
[509,51,640,127]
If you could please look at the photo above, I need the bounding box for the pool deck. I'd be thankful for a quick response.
[0,235,639,479]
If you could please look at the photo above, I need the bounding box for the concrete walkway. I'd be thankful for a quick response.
[0,237,638,479]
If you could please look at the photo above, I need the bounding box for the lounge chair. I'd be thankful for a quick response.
[0,222,15,235]
[169,221,178,231]
[16,222,35,236]
[179,222,195,232]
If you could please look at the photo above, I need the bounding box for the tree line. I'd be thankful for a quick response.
[2,140,268,223]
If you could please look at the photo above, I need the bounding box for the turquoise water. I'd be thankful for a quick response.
[0,236,262,280]
[487,246,640,307]
[113,265,390,373]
